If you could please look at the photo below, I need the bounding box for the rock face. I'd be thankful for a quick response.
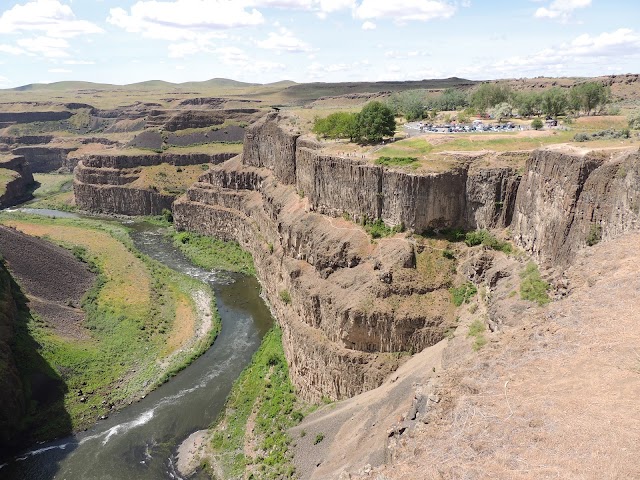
[512,148,640,265]
[0,155,34,208]
[173,114,516,401]
[74,152,236,215]
[0,261,26,452]
[13,146,79,173]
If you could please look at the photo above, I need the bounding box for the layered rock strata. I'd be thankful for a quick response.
[13,146,79,173]
[74,151,236,216]
[174,114,517,400]
[0,154,34,208]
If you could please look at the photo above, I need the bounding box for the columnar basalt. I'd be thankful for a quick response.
[0,154,34,208]
[74,151,236,216]
[13,146,79,173]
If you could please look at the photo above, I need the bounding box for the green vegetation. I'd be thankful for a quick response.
[386,90,426,121]
[467,319,487,351]
[464,230,512,253]
[531,118,544,130]
[374,156,419,167]
[279,289,292,305]
[313,433,325,445]
[470,83,511,114]
[586,224,602,246]
[423,87,469,112]
[362,218,404,239]
[629,113,640,130]
[0,213,220,437]
[519,262,550,306]
[312,101,396,144]
[168,229,256,276]
[450,282,477,307]
[574,128,630,142]
[569,81,611,116]
[0,168,18,196]
[208,327,305,480]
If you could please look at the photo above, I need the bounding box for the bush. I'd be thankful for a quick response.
[629,113,640,130]
[450,282,477,307]
[375,156,419,167]
[464,230,512,253]
[574,132,589,142]
[313,433,325,445]
[279,290,291,305]
[519,262,550,306]
[467,319,487,351]
[362,218,403,239]
[531,118,544,130]
[586,224,602,246]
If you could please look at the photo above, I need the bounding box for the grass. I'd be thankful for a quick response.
[519,262,550,306]
[467,319,487,351]
[208,326,305,480]
[586,224,602,246]
[26,173,77,211]
[168,228,256,276]
[279,289,292,305]
[132,163,211,196]
[464,229,513,253]
[362,218,404,239]
[374,156,420,168]
[450,282,477,307]
[0,168,19,197]
[0,212,220,438]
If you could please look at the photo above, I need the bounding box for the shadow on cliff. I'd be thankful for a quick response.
[0,269,75,479]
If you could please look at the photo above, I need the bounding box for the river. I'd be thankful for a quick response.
[1,211,273,479]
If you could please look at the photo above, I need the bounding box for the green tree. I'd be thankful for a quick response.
[387,90,425,121]
[489,102,513,122]
[541,87,568,118]
[531,118,544,130]
[312,111,359,141]
[424,88,469,111]
[470,83,511,114]
[356,101,396,143]
[569,82,611,116]
[512,91,542,117]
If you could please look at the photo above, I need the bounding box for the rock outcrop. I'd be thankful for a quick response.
[512,148,640,265]
[174,113,517,400]
[13,146,79,173]
[74,151,236,215]
[0,154,34,208]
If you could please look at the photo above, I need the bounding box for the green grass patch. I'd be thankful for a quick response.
[362,218,404,239]
[467,319,487,351]
[374,156,419,167]
[464,229,512,253]
[586,224,602,246]
[0,212,220,438]
[450,282,477,307]
[208,326,305,479]
[279,289,292,305]
[168,228,255,276]
[519,262,550,306]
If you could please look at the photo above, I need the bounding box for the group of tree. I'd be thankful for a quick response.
[313,101,396,143]
[511,83,611,118]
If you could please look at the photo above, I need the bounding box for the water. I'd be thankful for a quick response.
[2,219,273,480]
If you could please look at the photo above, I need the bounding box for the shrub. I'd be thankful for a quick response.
[161,208,173,223]
[450,282,477,307]
[362,218,403,239]
[531,118,544,130]
[374,156,419,167]
[467,319,487,351]
[574,132,589,142]
[629,113,640,130]
[519,262,550,306]
[313,433,325,445]
[279,290,291,305]
[586,224,602,246]
[464,230,512,253]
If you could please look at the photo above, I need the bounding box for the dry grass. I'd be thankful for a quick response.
[0,167,19,196]
[131,163,210,195]
[162,287,195,356]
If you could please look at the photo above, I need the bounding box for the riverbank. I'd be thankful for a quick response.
[0,211,220,446]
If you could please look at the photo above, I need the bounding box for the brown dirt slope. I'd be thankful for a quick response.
[0,225,96,339]
[354,232,640,480]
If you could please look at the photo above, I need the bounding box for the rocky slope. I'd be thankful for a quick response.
[74,151,236,215]
[174,113,520,400]
[0,154,34,208]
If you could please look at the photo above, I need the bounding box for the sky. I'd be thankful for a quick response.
[0,0,638,88]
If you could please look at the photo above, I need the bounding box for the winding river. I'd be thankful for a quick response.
[1,212,273,480]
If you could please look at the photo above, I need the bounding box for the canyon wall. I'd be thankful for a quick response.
[512,148,640,265]
[174,114,518,400]
[0,155,34,208]
[74,152,236,216]
[13,146,79,173]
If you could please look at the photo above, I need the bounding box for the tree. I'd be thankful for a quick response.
[424,88,469,111]
[312,111,359,141]
[489,102,513,122]
[569,82,611,116]
[387,90,425,121]
[356,101,396,143]
[470,83,511,114]
[512,91,542,117]
[531,118,544,130]
[541,87,568,118]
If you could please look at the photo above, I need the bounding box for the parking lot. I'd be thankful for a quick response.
[404,120,525,137]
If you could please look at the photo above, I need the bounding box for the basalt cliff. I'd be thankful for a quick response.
[173,114,640,403]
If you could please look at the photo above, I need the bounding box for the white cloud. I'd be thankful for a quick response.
[361,21,376,30]
[257,27,312,52]
[48,68,72,73]
[108,1,264,41]
[0,0,103,38]
[354,0,456,22]
[168,40,215,58]
[459,28,640,78]
[63,60,95,65]
[17,36,70,58]
[535,0,591,20]
[0,44,26,55]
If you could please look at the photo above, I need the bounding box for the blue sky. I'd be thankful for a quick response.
[0,0,638,87]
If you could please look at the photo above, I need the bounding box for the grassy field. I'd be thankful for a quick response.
[0,212,220,438]
[167,228,256,276]
[131,164,211,196]
[206,326,305,480]
[25,173,77,211]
